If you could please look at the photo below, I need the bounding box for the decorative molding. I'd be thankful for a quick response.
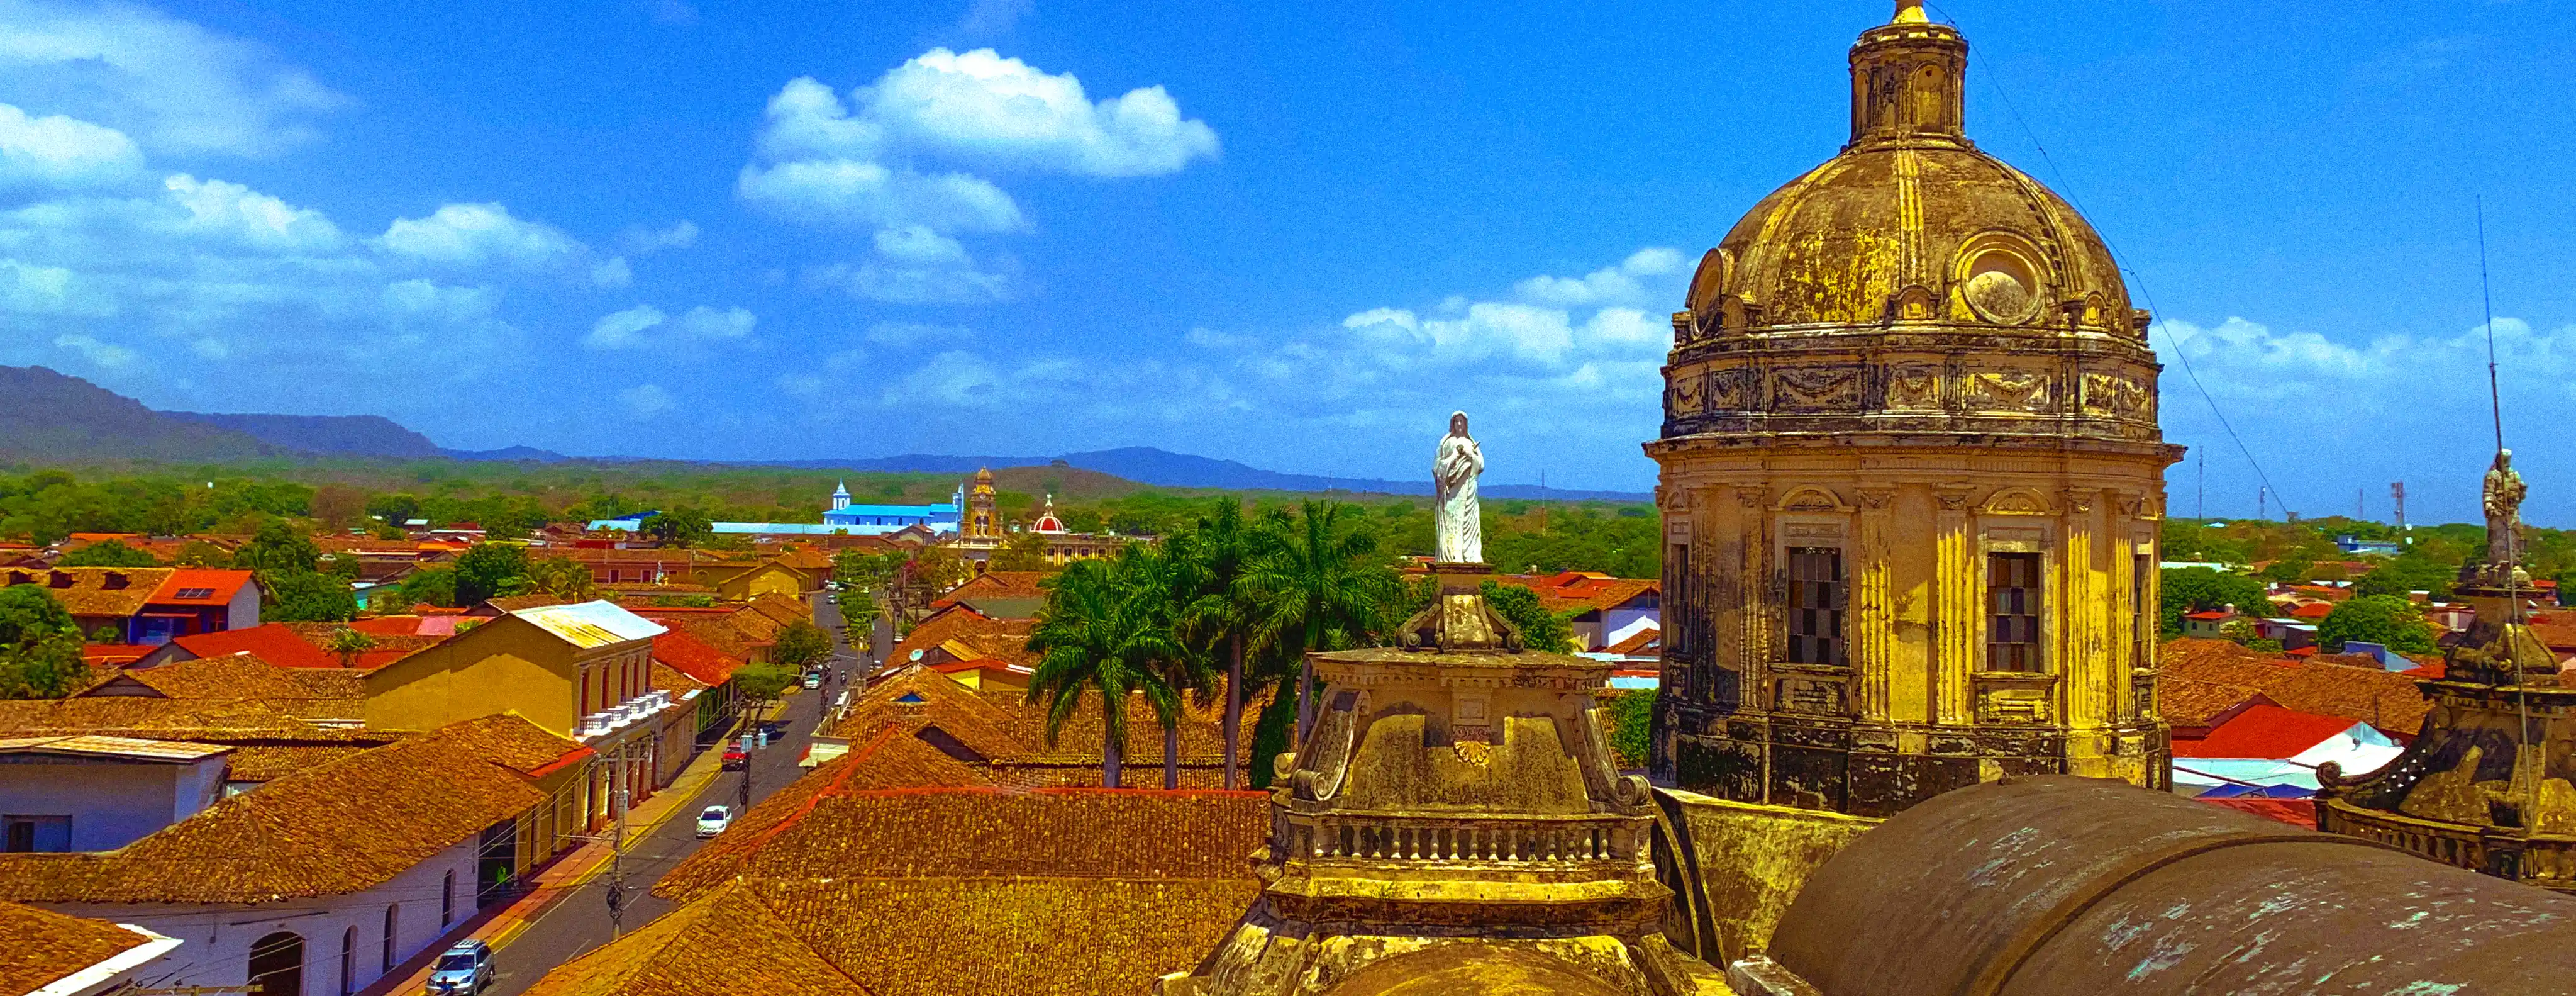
[2059,488,2096,514]
[1964,369,2051,413]
[1735,486,1772,510]
[2112,491,2143,520]
[1982,486,2053,515]
[1664,371,1705,418]
[1933,484,1977,512]
[1782,521,1847,541]
[1884,365,1942,410]
[1772,365,1862,411]
[1857,487,1897,511]
[1775,486,1850,513]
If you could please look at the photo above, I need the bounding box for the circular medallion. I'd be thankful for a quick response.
[1962,252,2040,324]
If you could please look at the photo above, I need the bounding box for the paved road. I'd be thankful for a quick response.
[482,605,828,995]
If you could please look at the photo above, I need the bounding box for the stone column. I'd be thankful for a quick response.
[1855,487,1897,721]
[2059,488,2099,731]
[1735,486,1772,708]
[1933,484,1977,725]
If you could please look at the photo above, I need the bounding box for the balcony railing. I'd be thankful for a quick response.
[576,689,674,741]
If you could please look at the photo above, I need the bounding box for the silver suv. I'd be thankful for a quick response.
[426,939,492,994]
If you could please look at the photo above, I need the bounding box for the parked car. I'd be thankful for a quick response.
[720,747,747,770]
[426,939,493,994]
[802,672,822,690]
[760,720,789,739]
[696,805,731,838]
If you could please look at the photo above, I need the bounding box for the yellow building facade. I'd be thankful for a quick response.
[1649,2,2179,817]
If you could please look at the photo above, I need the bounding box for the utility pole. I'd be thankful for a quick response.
[2258,487,2267,521]
[605,783,628,939]
[738,701,760,815]
[2392,481,2408,534]
[2357,487,2365,522]
[2196,449,2205,518]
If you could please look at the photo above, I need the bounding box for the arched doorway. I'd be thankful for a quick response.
[247,930,304,996]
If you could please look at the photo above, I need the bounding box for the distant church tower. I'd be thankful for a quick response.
[959,467,1002,552]
[1650,0,2180,817]
[830,479,851,512]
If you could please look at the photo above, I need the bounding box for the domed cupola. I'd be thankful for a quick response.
[1646,2,2182,822]
[1675,0,2139,351]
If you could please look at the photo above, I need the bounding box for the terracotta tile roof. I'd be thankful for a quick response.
[0,900,150,995]
[2158,637,2432,736]
[0,696,382,742]
[0,567,174,617]
[652,629,745,686]
[480,593,570,613]
[744,594,811,628]
[1604,626,1661,656]
[0,717,557,904]
[275,623,448,669]
[146,568,253,605]
[829,667,1265,779]
[2172,703,2361,759]
[549,765,1265,996]
[650,662,705,697]
[167,624,338,669]
[1532,577,1660,616]
[0,734,230,762]
[677,617,763,659]
[886,610,1030,676]
[933,571,1052,607]
[522,880,865,996]
[76,654,363,725]
[222,744,379,781]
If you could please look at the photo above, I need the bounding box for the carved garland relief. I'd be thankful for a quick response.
[1965,369,2051,413]
[1772,366,1862,411]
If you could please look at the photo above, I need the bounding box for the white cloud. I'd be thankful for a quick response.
[882,349,1001,406]
[956,0,1031,33]
[51,331,130,366]
[585,303,754,350]
[1513,247,1685,306]
[0,101,138,187]
[0,0,346,157]
[618,219,697,254]
[741,50,1214,288]
[736,157,1023,233]
[163,173,341,251]
[586,304,665,350]
[590,256,631,287]
[618,383,673,419]
[851,48,1218,177]
[379,279,491,324]
[675,305,754,340]
[379,203,583,269]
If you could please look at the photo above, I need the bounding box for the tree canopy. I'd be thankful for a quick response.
[2158,566,2272,635]
[2318,595,2438,655]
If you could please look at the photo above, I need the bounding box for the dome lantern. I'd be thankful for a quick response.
[1848,1,1969,151]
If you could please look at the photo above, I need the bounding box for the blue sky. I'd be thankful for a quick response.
[0,1,2569,524]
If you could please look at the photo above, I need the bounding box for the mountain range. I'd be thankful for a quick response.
[0,364,1646,501]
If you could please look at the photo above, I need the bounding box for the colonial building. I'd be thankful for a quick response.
[1649,0,2179,817]
[956,467,1004,555]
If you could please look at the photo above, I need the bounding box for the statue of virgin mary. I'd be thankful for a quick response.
[1434,411,1484,564]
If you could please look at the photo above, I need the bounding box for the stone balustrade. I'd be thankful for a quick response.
[1273,811,1645,866]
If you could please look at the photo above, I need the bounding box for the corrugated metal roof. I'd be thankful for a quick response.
[514,600,666,648]
[0,734,233,761]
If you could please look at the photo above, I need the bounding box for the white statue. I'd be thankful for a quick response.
[1435,411,1484,564]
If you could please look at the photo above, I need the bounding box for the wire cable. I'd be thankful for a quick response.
[1928,1,2297,518]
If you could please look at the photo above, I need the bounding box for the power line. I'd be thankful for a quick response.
[1931,1,2297,519]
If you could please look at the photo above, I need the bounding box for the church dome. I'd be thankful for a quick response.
[1679,3,2139,340]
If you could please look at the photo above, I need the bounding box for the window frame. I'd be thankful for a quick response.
[1784,546,1847,667]
[1985,551,2045,673]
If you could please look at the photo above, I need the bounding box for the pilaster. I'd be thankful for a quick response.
[1932,483,1977,725]
[1854,487,1897,721]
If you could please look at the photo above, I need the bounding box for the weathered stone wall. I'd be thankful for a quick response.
[1653,787,1879,965]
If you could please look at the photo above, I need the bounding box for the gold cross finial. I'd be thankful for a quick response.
[1894,0,1929,24]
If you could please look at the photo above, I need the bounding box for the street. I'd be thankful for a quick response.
[479,599,833,996]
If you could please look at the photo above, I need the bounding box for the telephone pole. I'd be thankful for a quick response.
[2196,449,2206,518]
[606,783,628,938]
[2392,481,2407,533]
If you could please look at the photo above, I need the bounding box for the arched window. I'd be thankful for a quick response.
[340,927,355,996]
[441,870,455,926]
[247,930,304,996]
[381,904,398,971]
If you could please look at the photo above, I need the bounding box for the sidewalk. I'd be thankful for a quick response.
[358,739,735,995]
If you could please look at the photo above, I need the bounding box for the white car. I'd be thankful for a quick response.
[695,805,731,838]
[802,673,823,690]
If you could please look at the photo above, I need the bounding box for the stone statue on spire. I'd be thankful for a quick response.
[1433,411,1484,565]
[2484,449,2528,573]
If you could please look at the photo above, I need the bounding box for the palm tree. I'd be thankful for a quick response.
[1240,500,1404,742]
[1023,555,1187,788]
[1126,543,1217,789]
[1174,498,1258,788]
